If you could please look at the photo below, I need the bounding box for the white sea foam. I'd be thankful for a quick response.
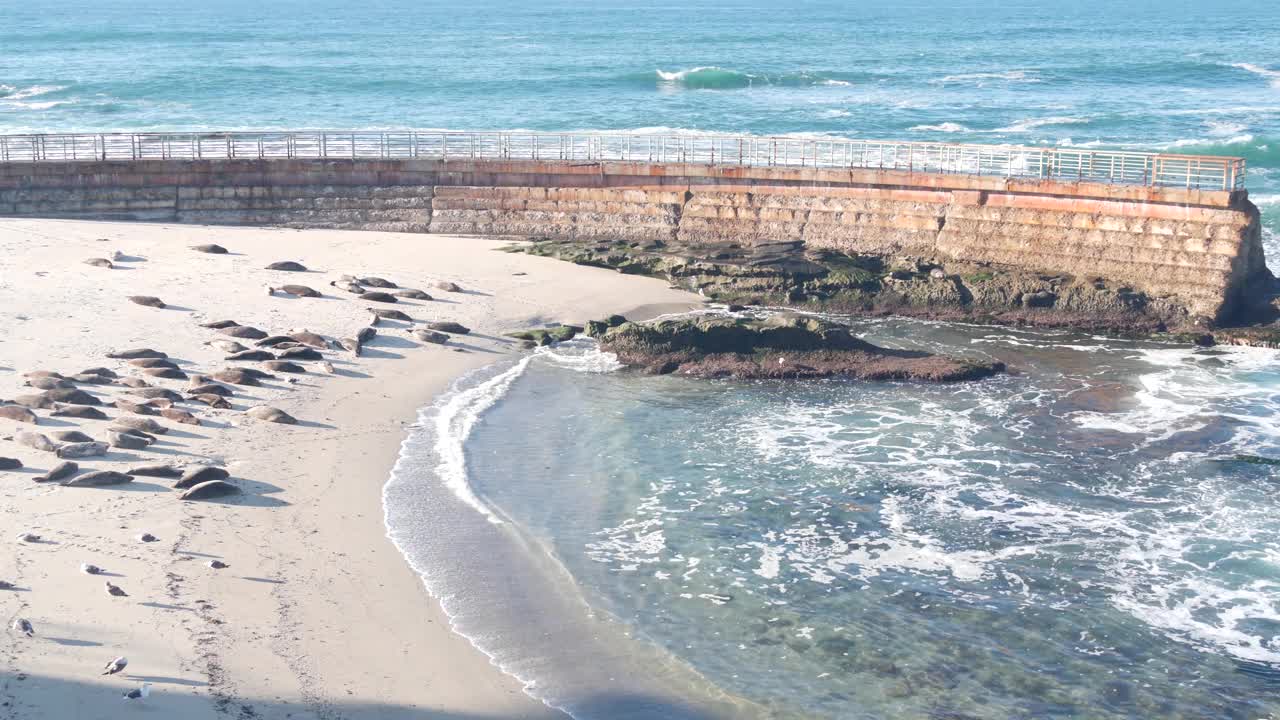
[991,116,1089,133]
[1230,62,1280,88]
[933,70,1041,85]
[0,84,65,101]
[1206,119,1249,137]
[909,122,970,133]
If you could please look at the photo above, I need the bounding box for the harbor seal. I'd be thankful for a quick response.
[111,416,167,435]
[180,480,240,500]
[26,376,74,390]
[274,284,321,298]
[0,458,22,470]
[50,405,108,420]
[56,442,109,459]
[187,382,233,397]
[116,377,150,389]
[262,360,306,373]
[114,399,157,416]
[35,461,78,483]
[427,321,472,335]
[246,406,297,424]
[355,327,376,345]
[15,431,59,452]
[330,279,364,294]
[337,338,362,356]
[219,325,269,340]
[46,388,102,405]
[128,358,178,369]
[188,394,232,409]
[226,349,275,361]
[63,470,131,487]
[276,347,323,361]
[127,296,166,309]
[126,463,182,478]
[175,465,229,489]
[106,348,167,360]
[79,367,118,379]
[143,367,187,380]
[160,408,199,426]
[288,331,327,348]
[68,372,114,385]
[359,291,397,303]
[0,406,38,424]
[107,429,153,450]
[84,258,114,269]
[253,335,294,347]
[191,243,228,254]
[434,280,463,292]
[10,393,55,409]
[265,260,307,272]
[200,320,239,329]
[411,329,449,344]
[49,430,94,443]
[394,289,432,300]
[127,387,183,402]
[369,308,412,322]
[359,276,398,288]
[210,369,261,386]
[206,339,248,353]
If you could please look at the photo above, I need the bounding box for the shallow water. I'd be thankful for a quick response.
[389,315,1280,719]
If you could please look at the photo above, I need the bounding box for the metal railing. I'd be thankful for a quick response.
[0,130,1247,191]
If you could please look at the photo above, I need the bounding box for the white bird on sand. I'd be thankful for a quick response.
[103,656,128,675]
[105,581,129,597]
[12,618,34,636]
[122,683,151,701]
[81,563,104,575]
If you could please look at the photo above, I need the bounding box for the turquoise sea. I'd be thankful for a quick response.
[7,1,1280,717]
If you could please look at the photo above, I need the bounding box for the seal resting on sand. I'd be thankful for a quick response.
[359,291,397,303]
[435,280,463,293]
[412,329,449,344]
[246,406,297,424]
[192,244,228,254]
[395,289,432,300]
[84,258,114,269]
[360,276,398,288]
[0,406,38,424]
[45,388,101,405]
[107,429,153,450]
[143,367,187,380]
[219,325,268,340]
[188,394,232,409]
[206,339,248,353]
[266,261,307,272]
[127,387,183,402]
[200,320,239,329]
[187,382,233,397]
[253,335,294,348]
[114,399,158,416]
[330,279,364,294]
[62,469,130,486]
[427,321,472,335]
[337,338,362,356]
[26,376,74,390]
[161,408,199,425]
[369,308,412,322]
[111,416,167,435]
[15,431,59,452]
[49,430,94,443]
[107,348,167,360]
[175,465,229,489]
[128,296,165,308]
[117,377,150,389]
[0,458,22,470]
[226,349,275,361]
[35,461,78,483]
[127,463,182,478]
[128,358,178,370]
[210,369,261,386]
[50,405,108,420]
[288,331,327,348]
[180,480,240,500]
[276,347,323,361]
[271,284,321,298]
[355,327,376,345]
[262,360,305,373]
[10,393,55,409]
[56,441,109,459]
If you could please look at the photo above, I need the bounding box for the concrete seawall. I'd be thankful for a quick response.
[0,157,1267,324]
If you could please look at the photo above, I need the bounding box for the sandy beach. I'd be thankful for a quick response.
[0,218,700,719]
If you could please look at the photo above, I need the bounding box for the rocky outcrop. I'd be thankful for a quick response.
[588,314,1004,381]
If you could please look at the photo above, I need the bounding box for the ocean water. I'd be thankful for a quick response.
[1,0,1279,246]
[8,1,1280,716]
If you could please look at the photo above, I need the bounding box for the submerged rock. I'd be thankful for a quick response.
[595,314,1004,382]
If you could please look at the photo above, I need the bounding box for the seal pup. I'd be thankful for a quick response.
[35,461,78,483]
[107,348,167,360]
[84,257,114,269]
[187,382,233,397]
[210,369,260,386]
[103,656,128,675]
[265,260,307,272]
[246,406,297,424]
[12,618,34,637]
[162,408,200,426]
[117,377,150,389]
[253,335,294,348]
[114,398,158,416]
[16,431,59,452]
[435,280,463,292]
[0,405,37,423]
[127,296,165,309]
[337,338,362,356]
[105,581,128,597]
[192,243,228,254]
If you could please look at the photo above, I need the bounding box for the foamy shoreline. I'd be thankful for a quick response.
[0,218,699,718]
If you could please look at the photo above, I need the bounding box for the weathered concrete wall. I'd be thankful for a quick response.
[0,157,1265,322]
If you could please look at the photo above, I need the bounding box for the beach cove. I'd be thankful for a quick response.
[0,218,701,718]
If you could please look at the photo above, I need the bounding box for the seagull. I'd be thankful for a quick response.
[12,618,34,636]
[81,563,104,575]
[208,560,229,570]
[137,533,157,543]
[105,581,129,597]
[17,532,40,543]
[103,656,128,675]
[122,683,151,701]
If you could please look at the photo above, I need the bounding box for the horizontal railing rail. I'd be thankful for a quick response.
[0,130,1247,191]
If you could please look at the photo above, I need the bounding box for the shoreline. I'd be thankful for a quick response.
[0,218,700,718]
